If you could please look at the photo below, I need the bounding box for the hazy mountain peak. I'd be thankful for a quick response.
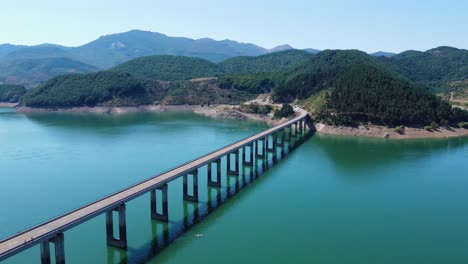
[268,44,294,53]
[370,51,396,57]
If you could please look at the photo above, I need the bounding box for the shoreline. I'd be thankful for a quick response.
[16,104,286,126]
[12,105,468,139]
[315,123,468,139]
[0,103,18,107]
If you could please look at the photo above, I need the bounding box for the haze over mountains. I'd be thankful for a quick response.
[0,30,367,87]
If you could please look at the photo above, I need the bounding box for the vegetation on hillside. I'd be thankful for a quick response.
[239,103,273,115]
[21,72,148,107]
[274,104,295,119]
[274,50,467,125]
[219,50,312,75]
[377,47,468,92]
[0,57,100,88]
[0,85,27,103]
[110,55,222,81]
[218,73,279,94]
[21,72,255,108]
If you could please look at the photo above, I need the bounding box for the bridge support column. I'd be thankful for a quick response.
[299,119,303,135]
[243,144,253,166]
[183,170,199,202]
[256,138,265,158]
[267,134,275,153]
[285,126,291,142]
[277,129,285,147]
[40,232,65,264]
[227,150,239,175]
[151,184,168,222]
[208,159,221,187]
[106,204,127,249]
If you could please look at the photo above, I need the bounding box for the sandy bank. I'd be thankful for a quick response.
[315,123,468,139]
[0,103,18,107]
[16,104,284,125]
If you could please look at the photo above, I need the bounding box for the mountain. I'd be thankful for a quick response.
[370,51,396,57]
[273,49,463,125]
[69,30,267,68]
[20,71,254,108]
[0,57,100,88]
[110,55,222,81]
[0,44,26,58]
[3,44,70,60]
[0,85,27,103]
[268,44,294,53]
[377,46,468,92]
[219,49,313,74]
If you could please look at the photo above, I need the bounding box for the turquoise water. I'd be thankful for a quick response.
[1,107,468,263]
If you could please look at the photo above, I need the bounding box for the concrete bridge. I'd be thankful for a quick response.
[0,110,314,264]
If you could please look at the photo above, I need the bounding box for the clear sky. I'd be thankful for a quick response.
[1,0,466,53]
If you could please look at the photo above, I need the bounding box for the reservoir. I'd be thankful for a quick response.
[1,107,467,263]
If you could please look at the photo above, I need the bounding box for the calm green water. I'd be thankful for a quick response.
[1,107,468,264]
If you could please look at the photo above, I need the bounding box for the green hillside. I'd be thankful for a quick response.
[0,57,100,88]
[0,85,27,103]
[219,49,312,74]
[110,55,222,81]
[378,46,468,92]
[21,72,147,107]
[21,71,255,108]
[274,50,467,125]
[216,50,312,93]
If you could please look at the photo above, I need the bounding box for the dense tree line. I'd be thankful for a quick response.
[219,50,312,75]
[377,46,468,92]
[21,72,149,107]
[0,85,27,102]
[20,71,255,107]
[110,55,222,81]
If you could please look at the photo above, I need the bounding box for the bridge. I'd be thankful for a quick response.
[0,109,313,264]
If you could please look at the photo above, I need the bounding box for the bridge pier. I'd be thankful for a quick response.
[40,232,65,264]
[151,184,168,222]
[267,134,276,153]
[106,204,127,249]
[255,138,264,158]
[243,143,254,166]
[208,159,221,187]
[277,129,285,147]
[227,150,239,175]
[183,170,199,202]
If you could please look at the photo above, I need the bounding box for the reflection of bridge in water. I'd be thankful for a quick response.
[0,111,314,264]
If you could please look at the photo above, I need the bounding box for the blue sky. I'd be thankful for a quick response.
[1,0,466,53]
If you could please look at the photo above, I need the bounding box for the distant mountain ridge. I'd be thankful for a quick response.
[0,30,322,87]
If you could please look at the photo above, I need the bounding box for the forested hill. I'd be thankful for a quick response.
[0,57,100,88]
[110,55,222,81]
[219,50,313,75]
[273,50,468,125]
[20,72,254,108]
[17,49,468,125]
[377,46,468,92]
[0,85,27,103]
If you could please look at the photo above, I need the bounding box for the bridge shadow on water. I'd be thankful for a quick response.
[109,129,314,264]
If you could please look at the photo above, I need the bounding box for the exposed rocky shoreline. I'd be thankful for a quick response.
[11,104,468,139]
[0,103,18,107]
[315,123,468,139]
[16,104,286,126]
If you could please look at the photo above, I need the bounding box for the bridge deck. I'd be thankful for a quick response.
[0,110,308,261]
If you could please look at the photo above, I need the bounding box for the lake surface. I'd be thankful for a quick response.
[1,107,467,264]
